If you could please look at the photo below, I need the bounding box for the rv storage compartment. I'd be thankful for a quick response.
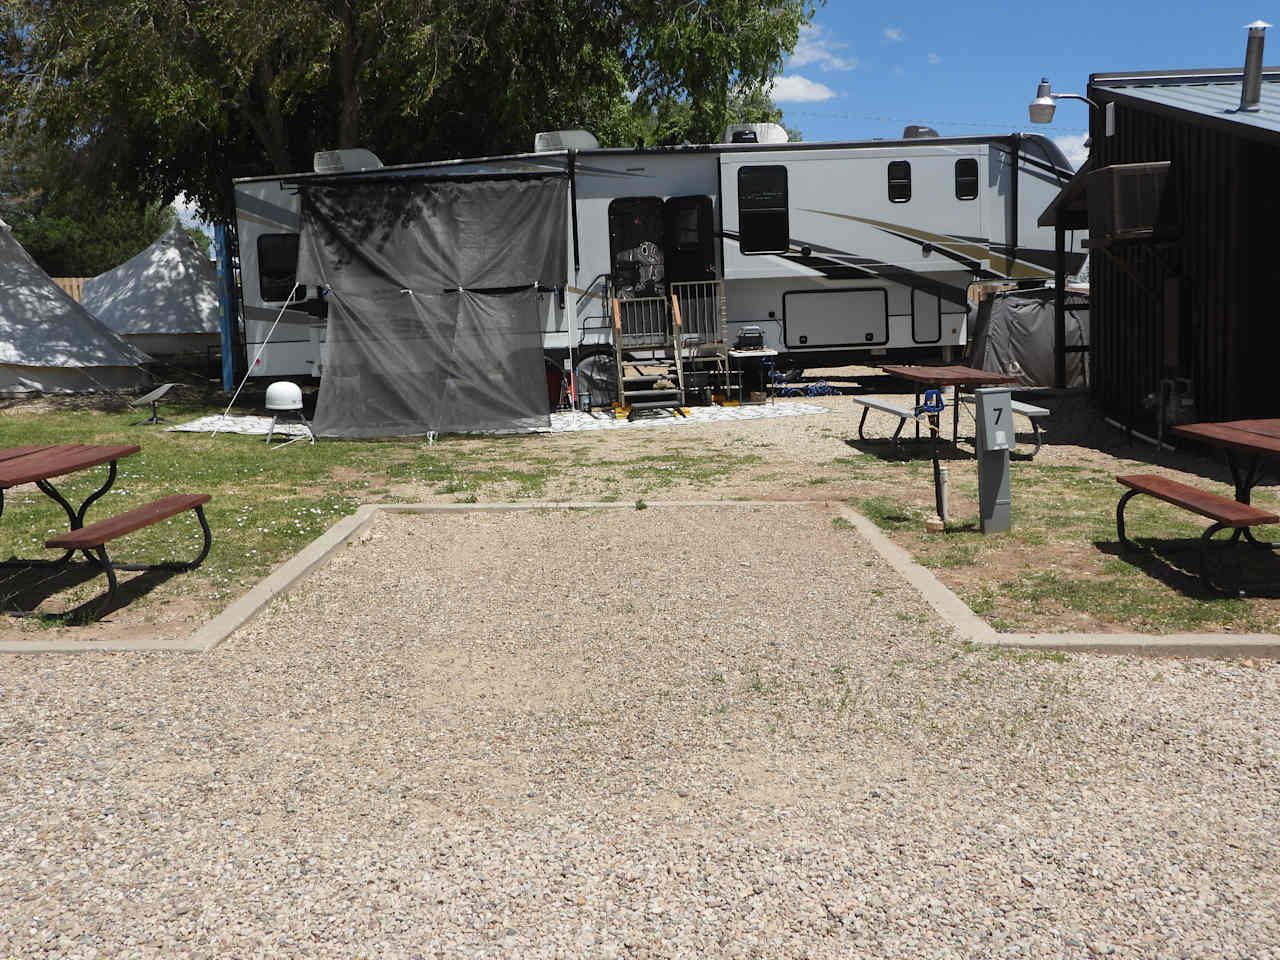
[784,289,889,349]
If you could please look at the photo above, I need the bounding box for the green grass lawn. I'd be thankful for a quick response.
[4,393,1276,636]
[850,457,1280,634]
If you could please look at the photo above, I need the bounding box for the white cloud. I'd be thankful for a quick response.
[769,75,838,103]
[1052,133,1090,170]
[927,52,942,65]
[173,192,213,239]
[789,24,858,72]
[883,26,905,42]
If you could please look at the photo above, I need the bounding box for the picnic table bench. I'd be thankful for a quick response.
[0,444,213,613]
[45,494,212,608]
[852,396,917,454]
[1116,473,1279,594]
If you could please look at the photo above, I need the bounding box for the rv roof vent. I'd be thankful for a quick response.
[903,125,940,139]
[533,129,600,152]
[723,123,789,144]
[313,148,384,174]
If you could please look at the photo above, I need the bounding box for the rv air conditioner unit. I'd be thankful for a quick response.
[533,129,600,152]
[1087,162,1176,242]
[312,148,384,174]
[723,123,789,144]
[903,125,940,139]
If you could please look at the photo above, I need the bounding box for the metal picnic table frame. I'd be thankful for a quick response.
[1171,420,1280,551]
[0,443,141,566]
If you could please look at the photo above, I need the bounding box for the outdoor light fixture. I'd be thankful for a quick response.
[1028,78,1098,124]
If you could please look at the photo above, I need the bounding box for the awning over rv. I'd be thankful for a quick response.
[295,175,568,438]
[1037,157,1093,230]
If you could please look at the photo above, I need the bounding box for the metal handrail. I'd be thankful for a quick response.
[670,280,724,345]
[575,273,612,310]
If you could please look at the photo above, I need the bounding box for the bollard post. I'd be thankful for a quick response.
[974,387,1012,533]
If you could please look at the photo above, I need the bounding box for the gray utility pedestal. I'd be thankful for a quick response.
[974,387,1012,533]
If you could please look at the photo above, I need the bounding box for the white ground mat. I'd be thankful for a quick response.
[166,414,313,438]
[168,401,833,438]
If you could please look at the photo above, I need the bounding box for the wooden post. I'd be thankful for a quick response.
[611,297,626,409]
[670,292,685,401]
[1054,223,1067,389]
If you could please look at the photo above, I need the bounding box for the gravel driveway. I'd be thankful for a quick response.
[3,503,1278,958]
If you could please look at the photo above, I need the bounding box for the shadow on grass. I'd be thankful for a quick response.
[1095,536,1280,599]
[0,560,179,624]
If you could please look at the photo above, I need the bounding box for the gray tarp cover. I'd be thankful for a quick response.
[968,287,1089,389]
[82,224,220,336]
[0,217,150,394]
[295,177,566,437]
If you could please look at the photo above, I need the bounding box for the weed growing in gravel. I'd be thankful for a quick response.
[960,640,1068,664]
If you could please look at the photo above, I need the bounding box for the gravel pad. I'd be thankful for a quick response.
[2,504,1278,957]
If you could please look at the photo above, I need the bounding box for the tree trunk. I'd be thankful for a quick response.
[243,60,293,173]
[337,0,362,147]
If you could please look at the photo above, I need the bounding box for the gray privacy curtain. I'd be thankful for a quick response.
[295,176,567,437]
[968,287,1090,389]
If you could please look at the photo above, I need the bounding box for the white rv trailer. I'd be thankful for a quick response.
[231,128,1082,382]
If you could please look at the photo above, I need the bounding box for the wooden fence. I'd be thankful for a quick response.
[52,277,88,302]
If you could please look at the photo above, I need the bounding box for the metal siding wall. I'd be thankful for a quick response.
[1089,96,1255,424]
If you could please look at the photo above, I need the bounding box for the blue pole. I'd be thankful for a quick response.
[214,224,236,392]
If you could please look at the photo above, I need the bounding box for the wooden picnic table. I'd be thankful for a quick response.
[0,444,141,561]
[881,364,1021,445]
[874,365,1019,526]
[0,442,213,614]
[1172,419,1280,549]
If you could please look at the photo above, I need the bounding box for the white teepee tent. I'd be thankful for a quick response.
[82,223,220,359]
[0,217,151,395]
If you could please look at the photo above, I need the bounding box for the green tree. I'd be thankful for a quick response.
[635,84,801,146]
[0,131,175,274]
[1,0,818,220]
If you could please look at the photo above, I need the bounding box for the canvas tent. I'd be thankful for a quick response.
[0,218,151,395]
[82,223,221,359]
[968,286,1090,389]
[294,174,568,438]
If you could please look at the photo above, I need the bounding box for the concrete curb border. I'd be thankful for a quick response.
[5,499,1278,658]
[835,505,1280,659]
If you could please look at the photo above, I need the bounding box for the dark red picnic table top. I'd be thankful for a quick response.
[1171,420,1280,457]
[881,364,1021,388]
[0,443,141,488]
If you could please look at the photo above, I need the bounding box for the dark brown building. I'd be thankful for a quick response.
[1040,53,1280,429]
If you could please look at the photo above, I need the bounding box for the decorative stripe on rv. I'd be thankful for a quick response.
[797,210,1055,280]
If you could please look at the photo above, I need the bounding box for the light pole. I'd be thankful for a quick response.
[1028,78,1099,389]
[1028,78,1098,124]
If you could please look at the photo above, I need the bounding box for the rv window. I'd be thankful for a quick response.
[675,206,701,249]
[955,158,979,200]
[887,161,911,203]
[258,233,302,302]
[737,165,789,254]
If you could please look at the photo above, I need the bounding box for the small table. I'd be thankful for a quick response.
[0,444,141,563]
[881,364,1021,447]
[728,348,779,404]
[1171,419,1280,548]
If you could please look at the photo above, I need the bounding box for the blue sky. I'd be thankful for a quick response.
[771,2,1274,168]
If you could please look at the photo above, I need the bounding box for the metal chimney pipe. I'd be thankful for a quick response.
[1240,20,1271,112]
